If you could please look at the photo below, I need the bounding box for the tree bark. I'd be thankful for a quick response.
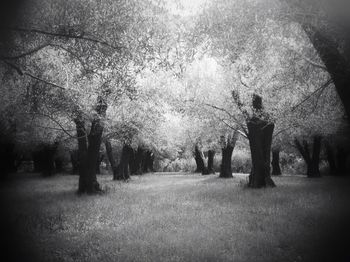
[207,150,215,174]
[95,151,102,174]
[271,148,282,176]
[194,145,205,173]
[220,146,233,178]
[75,97,107,194]
[219,132,238,178]
[247,118,276,187]
[104,139,118,177]
[114,144,132,180]
[194,147,205,173]
[75,116,90,193]
[302,25,350,123]
[131,146,145,175]
[295,136,322,178]
[85,118,104,191]
[142,150,154,173]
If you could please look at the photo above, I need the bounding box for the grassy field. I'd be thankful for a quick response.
[1,173,350,262]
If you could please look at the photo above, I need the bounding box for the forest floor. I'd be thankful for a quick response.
[1,172,350,262]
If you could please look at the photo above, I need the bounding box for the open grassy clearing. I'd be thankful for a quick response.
[1,173,350,262]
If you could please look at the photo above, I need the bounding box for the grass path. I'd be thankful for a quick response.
[1,173,350,262]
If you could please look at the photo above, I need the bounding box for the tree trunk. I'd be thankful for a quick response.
[271,148,282,176]
[220,146,233,178]
[295,136,322,178]
[207,150,215,174]
[142,150,154,173]
[247,118,276,188]
[114,144,132,180]
[131,146,145,175]
[95,151,101,174]
[194,145,205,173]
[75,97,106,194]
[104,139,118,177]
[302,25,350,123]
[219,132,238,178]
[75,117,90,193]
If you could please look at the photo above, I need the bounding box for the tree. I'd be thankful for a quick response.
[219,132,238,178]
[0,0,178,192]
[282,0,350,124]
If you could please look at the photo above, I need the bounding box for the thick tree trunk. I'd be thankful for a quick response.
[247,118,276,188]
[194,145,205,173]
[131,146,145,175]
[220,146,233,178]
[75,97,106,194]
[219,132,238,178]
[142,150,154,173]
[302,25,350,123]
[271,148,282,176]
[85,118,104,191]
[295,136,322,178]
[95,151,101,174]
[114,144,132,180]
[75,117,90,193]
[207,150,215,174]
[104,140,118,177]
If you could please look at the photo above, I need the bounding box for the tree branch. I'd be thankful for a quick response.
[0,42,51,60]
[2,60,66,90]
[5,26,123,50]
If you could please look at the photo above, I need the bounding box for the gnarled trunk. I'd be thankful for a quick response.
[219,132,238,178]
[131,146,145,175]
[75,117,90,193]
[220,146,233,178]
[104,139,118,177]
[85,118,104,192]
[295,136,322,178]
[271,148,282,176]
[142,150,154,173]
[75,97,106,194]
[302,25,350,123]
[114,144,132,180]
[194,145,205,173]
[207,150,215,174]
[247,118,276,187]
